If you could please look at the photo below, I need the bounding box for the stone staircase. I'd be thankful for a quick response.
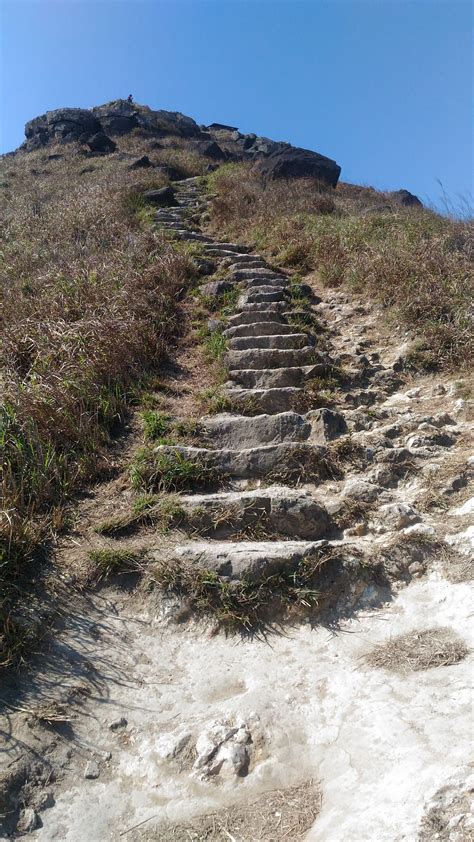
[153,177,341,581]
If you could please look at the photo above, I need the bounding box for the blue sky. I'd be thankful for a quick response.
[1,0,472,207]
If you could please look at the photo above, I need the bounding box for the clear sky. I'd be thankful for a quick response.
[1,0,472,207]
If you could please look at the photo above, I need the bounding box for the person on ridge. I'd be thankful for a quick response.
[127,94,133,103]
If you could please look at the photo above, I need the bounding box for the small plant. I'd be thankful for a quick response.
[88,548,147,579]
[152,550,331,632]
[142,410,172,441]
[130,448,221,492]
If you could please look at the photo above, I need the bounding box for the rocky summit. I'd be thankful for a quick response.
[20,97,342,185]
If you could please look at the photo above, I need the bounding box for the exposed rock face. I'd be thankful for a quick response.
[390,189,423,208]
[22,99,202,151]
[24,108,101,150]
[19,100,341,185]
[257,146,341,186]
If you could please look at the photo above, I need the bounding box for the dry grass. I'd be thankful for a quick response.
[365,627,468,673]
[0,136,203,667]
[207,164,473,369]
[148,779,321,841]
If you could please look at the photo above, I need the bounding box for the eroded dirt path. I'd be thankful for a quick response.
[1,179,473,841]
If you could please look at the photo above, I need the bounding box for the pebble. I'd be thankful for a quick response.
[84,760,100,779]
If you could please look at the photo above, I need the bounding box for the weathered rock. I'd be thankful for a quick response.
[229,333,310,352]
[390,189,423,208]
[308,408,348,442]
[257,146,341,186]
[84,760,100,780]
[202,411,311,449]
[86,132,116,154]
[225,346,316,370]
[195,141,226,160]
[178,486,330,539]
[199,280,233,297]
[143,186,176,207]
[24,108,101,147]
[128,154,154,169]
[171,539,328,580]
[374,502,421,532]
[153,441,329,481]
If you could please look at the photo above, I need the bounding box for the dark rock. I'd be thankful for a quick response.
[195,141,226,160]
[257,146,341,186]
[205,163,219,173]
[155,164,185,181]
[143,186,176,207]
[47,153,63,160]
[92,100,139,134]
[148,141,163,150]
[129,155,154,169]
[207,122,238,132]
[86,132,116,154]
[390,189,423,208]
[194,258,215,276]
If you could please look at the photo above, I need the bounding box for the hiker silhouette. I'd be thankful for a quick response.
[127,94,133,104]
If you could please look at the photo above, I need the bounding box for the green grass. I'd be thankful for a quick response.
[95,493,185,537]
[130,448,221,493]
[88,548,147,579]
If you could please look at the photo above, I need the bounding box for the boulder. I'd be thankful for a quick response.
[143,186,176,207]
[195,141,226,160]
[92,100,140,134]
[86,132,116,154]
[257,146,341,186]
[390,189,423,208]
[129,155,154,169]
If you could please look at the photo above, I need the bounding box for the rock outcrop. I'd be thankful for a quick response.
[19,99,342,185]
[257,145,342,185]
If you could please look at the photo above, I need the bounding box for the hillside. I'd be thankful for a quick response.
[0,100,473,840]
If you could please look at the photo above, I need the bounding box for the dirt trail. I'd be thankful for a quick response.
[1,179,473,842]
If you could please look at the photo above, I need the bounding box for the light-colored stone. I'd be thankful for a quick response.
[170,539,328,580]
[155,730,192,760]
[16,808,38,834]
[84,760,100,779]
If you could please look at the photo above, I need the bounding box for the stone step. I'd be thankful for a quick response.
[172,231,214,242]
[226,307,287,327]
[226,364,325,389]
[153,442,329,482]
[176,486,330,540]
[202,411,311,449]
[229,333,311,352]
[227,258,269,270]
[224,387,305,414]
[203,245,251,257]
[167,539,329,581]
[230,269,288,282]
[238,290,287,306]
[242,276,288,289]
[225,346,316,370]
[223,322,297,339]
